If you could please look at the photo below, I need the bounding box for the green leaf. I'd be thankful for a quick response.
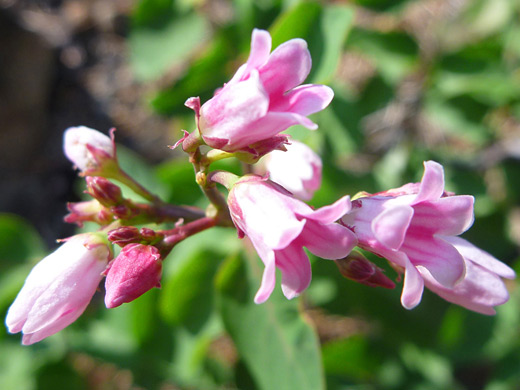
[0,214,45,267]
[216,252,324,390]
[270,2,322,46]
[130,1,209,81]
[151,30,239,115]
[347,28,419,84]
[115,145,168,201]
[308,5,354,84]
[270,2,354,84]
[159,227,240,329]
[159,248,223,330]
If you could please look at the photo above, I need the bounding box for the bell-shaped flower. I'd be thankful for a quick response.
[63,126,115,173]
[104,244,162,308]
[341,160,515,313]
[187,29,334,153]
[227,175,357,303]
[259,140,322,201]
[5,234,112,345]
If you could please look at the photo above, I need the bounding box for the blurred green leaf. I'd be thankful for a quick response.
[0,342,37,390]
[115,145,168,201]
[323,336,381,381]
[151,30,240,115]
[308,5,354,84]
[347,29,419,84]
[160,248,223,330]
[217,252,324,390]
[270,2,322,46]
[130,0,209,80]
[0,213,45,266]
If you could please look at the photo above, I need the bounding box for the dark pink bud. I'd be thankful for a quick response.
[335,252,395,289]
[140,228,164,244]
[107,226,141,247]
[104,244,162,308]
[86,177,123,207]
[110,204,135,220]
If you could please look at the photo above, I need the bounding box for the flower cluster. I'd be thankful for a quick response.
[5,29,515,345]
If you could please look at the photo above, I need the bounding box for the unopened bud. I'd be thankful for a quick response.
[108,226,141,246]
[86,177,123,207]
[63,126,115,172]
[104,244,163,308]
[110,204,135,220]
[335,252,395,289]
[140,228,164,244]
[65,200,112,226]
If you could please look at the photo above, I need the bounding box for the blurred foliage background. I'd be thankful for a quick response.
[1,0,520,389]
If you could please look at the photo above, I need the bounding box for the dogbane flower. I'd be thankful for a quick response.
[341,161,515,313]
[260,140,322,201]
[227,175,357,303]
[186,29,333,153]
[5,234,112,345]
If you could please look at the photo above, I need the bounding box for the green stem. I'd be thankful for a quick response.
[112,168,161,204]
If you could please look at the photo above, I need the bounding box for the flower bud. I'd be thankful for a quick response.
[63,126,115,172]
[104,244,162,308]
[5,233,112,344]
[335,252,395,289]
[65,200,113,226]
[107,226,141,247]
[86,177,123,207]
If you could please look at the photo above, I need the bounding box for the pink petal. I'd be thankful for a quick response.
[299,220,357,259]
[302,195,352,224]
[21,301,89,345]
[443,236,516,279]
[421,260,510,315]
[275,243,312,299]
[259,38,311,97]
[223,111,317,151]
[401,234,465,288]
[252,240,277,304]
[232,181,306,250]
[21,257,104,334]
[372,204,413,250]
[243,29,272,76]
[413,160,445,204]
[269,84,334,116]
[409,196,474,236]
[199,70,269,141]
[387,251,424,309]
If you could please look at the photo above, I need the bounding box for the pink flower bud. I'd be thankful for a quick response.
[63,126,114,172]
[187,29,334,153]
[341,160,516,314]
[104,244,162,308]
[334,252,395,289]
[107,226,141,247]
[5,234,112,345]
[86,177,123,207]
[261,140,322,200]
[64,200,111,227]
[227,175,357,303]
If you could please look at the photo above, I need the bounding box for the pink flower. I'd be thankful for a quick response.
[63,126,114,172]
[228,175,357,303]
[5,234,112,345]
[187,29,334,152]
[104,244,162,308]
[260,140,322,201]
[341,161,515,313]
